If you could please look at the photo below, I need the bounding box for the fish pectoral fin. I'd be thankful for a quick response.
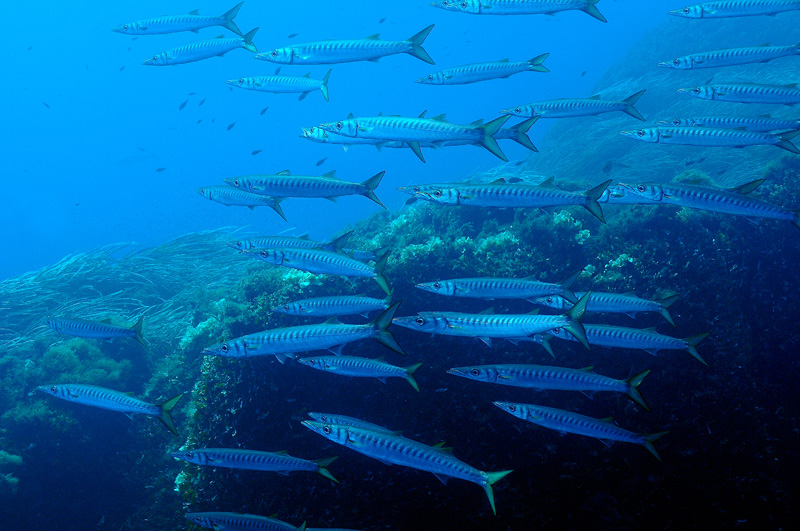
[478,337,493,347]
[376,377,387,384]
[433,473,453,485]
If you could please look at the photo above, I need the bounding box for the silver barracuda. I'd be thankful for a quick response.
[620,126,800,154]
[227,70,332,101]
[415,270,583,304]
[678,83,800,105]
[171,448,338,482]
[297,355,423,391]
[302,420,512,514]
[227,232,375,261]
[318,113,512,162]
[113,2,244,36]
[46,316,146,346]
[186,512,305,531]
[416,54,549,85]
[493,402,667,460]
[659,43,800,69]
[501,89,645,120]
[242,248,391,296]
[307,412,397,434]
[143,28,258,65]
[398,177,611,223]
[431,0,607,22]
[196,185,286,220]
[202,302,405,359]
[659,115,800,132]
[548,323,709,365]
[669,0,800,18]
[392,292,591,349]
[448,364,650,410]
[529,292,680,326]
[223,170,386,208]
[36,384,183,436]
[255,25,435,65]
[610,180,800,228]
[272,294,391,318]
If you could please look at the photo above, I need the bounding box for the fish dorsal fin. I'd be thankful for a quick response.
[189,9,200,14]
[786,83,798,88]
[526,309,540,315]
[322,170,337,179]
[274,67,281,75]
[365,33,380,40]
[269,513,278,519]
[431,113,447,121]
[732,179,764,195]
[216,34,225,39]
[324,316,342,325]
[277,170,291,175]
[600,417,613,423]
[303,72,311,77]
[347,113,354,119]
[298,234,311,240]
[275,450,288,454]
[100,318,113,324]
[432,442,453,453]
[759,114,772,118]
[498,58,509,62]
[579,366,594,372]
[470,119,484,126]
[757,43,771,47]
[418,110,427,118]
[539,176,556,187]
[376,356,385,362]
[478,307,494,314]
[588,94,601,100]
[124,391,135,396]
[377,111,383,117]
[643,327,657,332]
[490,178,507,184]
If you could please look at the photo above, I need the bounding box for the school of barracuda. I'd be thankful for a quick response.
[34,0,800,528]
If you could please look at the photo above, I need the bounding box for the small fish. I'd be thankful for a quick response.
[142,28,258,66]
[298,355,422,391]
[417,54,549,85]
[431,0,607,22]
[502,89,646,120]
[197,119,202,124]
[659,43,800,70]
[179,99,188,110]
[272,294,391,318]
[172,448,338,482]
[316,157,327,166]
[119,65,125,71]
[260,107,269,115]
[196,186,286,220]
[186,513,305,531]
[47,316,146,346]
[227,70,332,101]
[669,0,800,18]
[416,270,582,303]
[251,149,262,155]
[678,83,800,105]
[227,122,236,130]
[155,167,166,172]
[620,126,800,154]
[43,102,50,108]
[530,292,679,326]
[199,98,206,106]
[112,3,245,36]
[224,170,385,206]
[288,33,299,38]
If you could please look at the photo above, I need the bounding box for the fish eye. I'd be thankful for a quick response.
[552,328,562,334]
[153,55,158,61]
[673,119,681,126]
[461,0,467,6]
[636,130,645,137]
[319,415,328,421]
[433,282,440,289]
[693,87,700,94]
[469,368,479,376]
[683,7,690,13]
[238,78,244,85]
[123,24,128,30]
[442,0,448,4]
[415,317,425,325]
[186,452,193,459]
[233,179,240,187]
[673,59,679,65]
[509,404,516,412]
[335,122,343,130]
[433,190,442,198]
[307,358,315,365]
[428,74,433,81]
[284,304,290,310]
[322,426,331,434]
[221,344,228,352]
[50,386,57,393]
[260,250,267,258]
[514,107,521,114]
[546,297,553,303]
[271,50,278,57]
[637,185,646,192]
[235,240,241,247]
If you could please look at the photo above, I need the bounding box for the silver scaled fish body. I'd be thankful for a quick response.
[255,26,434,65]
[36,384,183,435]
[143,28,258,65]
[196,185,286,220]
[493,402,667,460]
[186,512,305,531]
[529,291,679,326]
[659,43,800,69]
[227,70,332,101]
[416,54,549,85]
[307,412,397,434]
[302,420,512,514]
[227,232,375,261]
[113,3,244,35]
[297,355,423,391]
[659,115,800,132]
[46,316,146,345]
[620,126,800,153]
[501,89,646,120]
[431,0,607,22]
[678,83,800,105]
[171,448,338,482]
[669,0,800,18]
[272,294,391,318]
[415,270,582,304]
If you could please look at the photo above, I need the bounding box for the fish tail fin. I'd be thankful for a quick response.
[158,393,184,436]
[242,27,259,53]
[221,2,245,37]
[373,249,392,297]
[583,179,612,223]
[373,301,406,355]
[322,230,353,252]
[538,334,555,358]
[131,315,146,347]
[643,431,669,461]
[527,53,550,72]
[626,369,651,411]
[558,269,583,303]
[777,129,800,154]
[684,333,709,366]
[270,198,287,221]
[508,117,539,152]
[622,89,646,121]
[361,171,386,208]
[313,456,339,483]
[658,294,680,326]
[563,292,590,350]
[320,69,331,101]
[405,362,423,392]
[483,470,513,515]
[479,116,510,161]
[583,0,607,22]
[406,25,435,64]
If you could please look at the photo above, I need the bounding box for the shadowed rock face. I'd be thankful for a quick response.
[520,14,800,187]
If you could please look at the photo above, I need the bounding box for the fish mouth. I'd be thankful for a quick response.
[676,87,691,93]
[619,131,635,138]
[657,62,673,69]
[225,79,240,86]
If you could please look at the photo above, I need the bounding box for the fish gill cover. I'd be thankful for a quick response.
[2,1,800,530]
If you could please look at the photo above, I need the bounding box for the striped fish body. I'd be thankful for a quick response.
[504,97,626,118]
[417,55,549,85]
[448,364,628,394]
[621,126,796,150]
[661,43,800,69]
[47,316,143,344]
[415,182,594,208]
[680,83,800,104]
[661,115,800,132]
[307,412,396,433]
[396,311,571,338]
[298,355,420,390]
[186,512,304,531]
[228,235,330,252]
[223,171,380,201]
[530,291,675,324]
[669,0,800,18]
[38,384,158,416]
[143,29,257,65]
[196,186,285,220]
[326,116,486,144]
[227,74,324,94]
[113,2,244,36]
[172,448,322,474]
[237,322,378,357]
[273,295,389,317]
[416,277,570,300]
[244,248,376,278]
[431,0,607,21]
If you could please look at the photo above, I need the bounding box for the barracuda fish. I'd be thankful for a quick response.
[501,89,646,120]
[227,69,332,101]
[678,83,800,105]
[307,412,397,434]
[113,3,244,36]
[398,177,611,222]
[223,170,385,207]
[659,115,800,132]
[548,323,708,365]
[493,402,667,460]
[143,28,258,65]
[669,0,800,18]
[36,384,183,436]
[272,294,391,318]
[392,292,591,349]
[242,248,391,296]
[227,233,376,261]
[415,270,582,304]
[611,180,800,228]
[46,316,146,346]
[620,126,800,154]
[255,25,435,65]
[318,113,511,162]
[659,43,800,70]
[529,292,679,326]
[202,302,405,359]
[431,0,607,22]
[186,512,306,531]
[416,54,549,85]
[298,355,423,391]
[448,364,650,410]
[302,420,512,514]
[171,448,338,482]
[196,186,286,220]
